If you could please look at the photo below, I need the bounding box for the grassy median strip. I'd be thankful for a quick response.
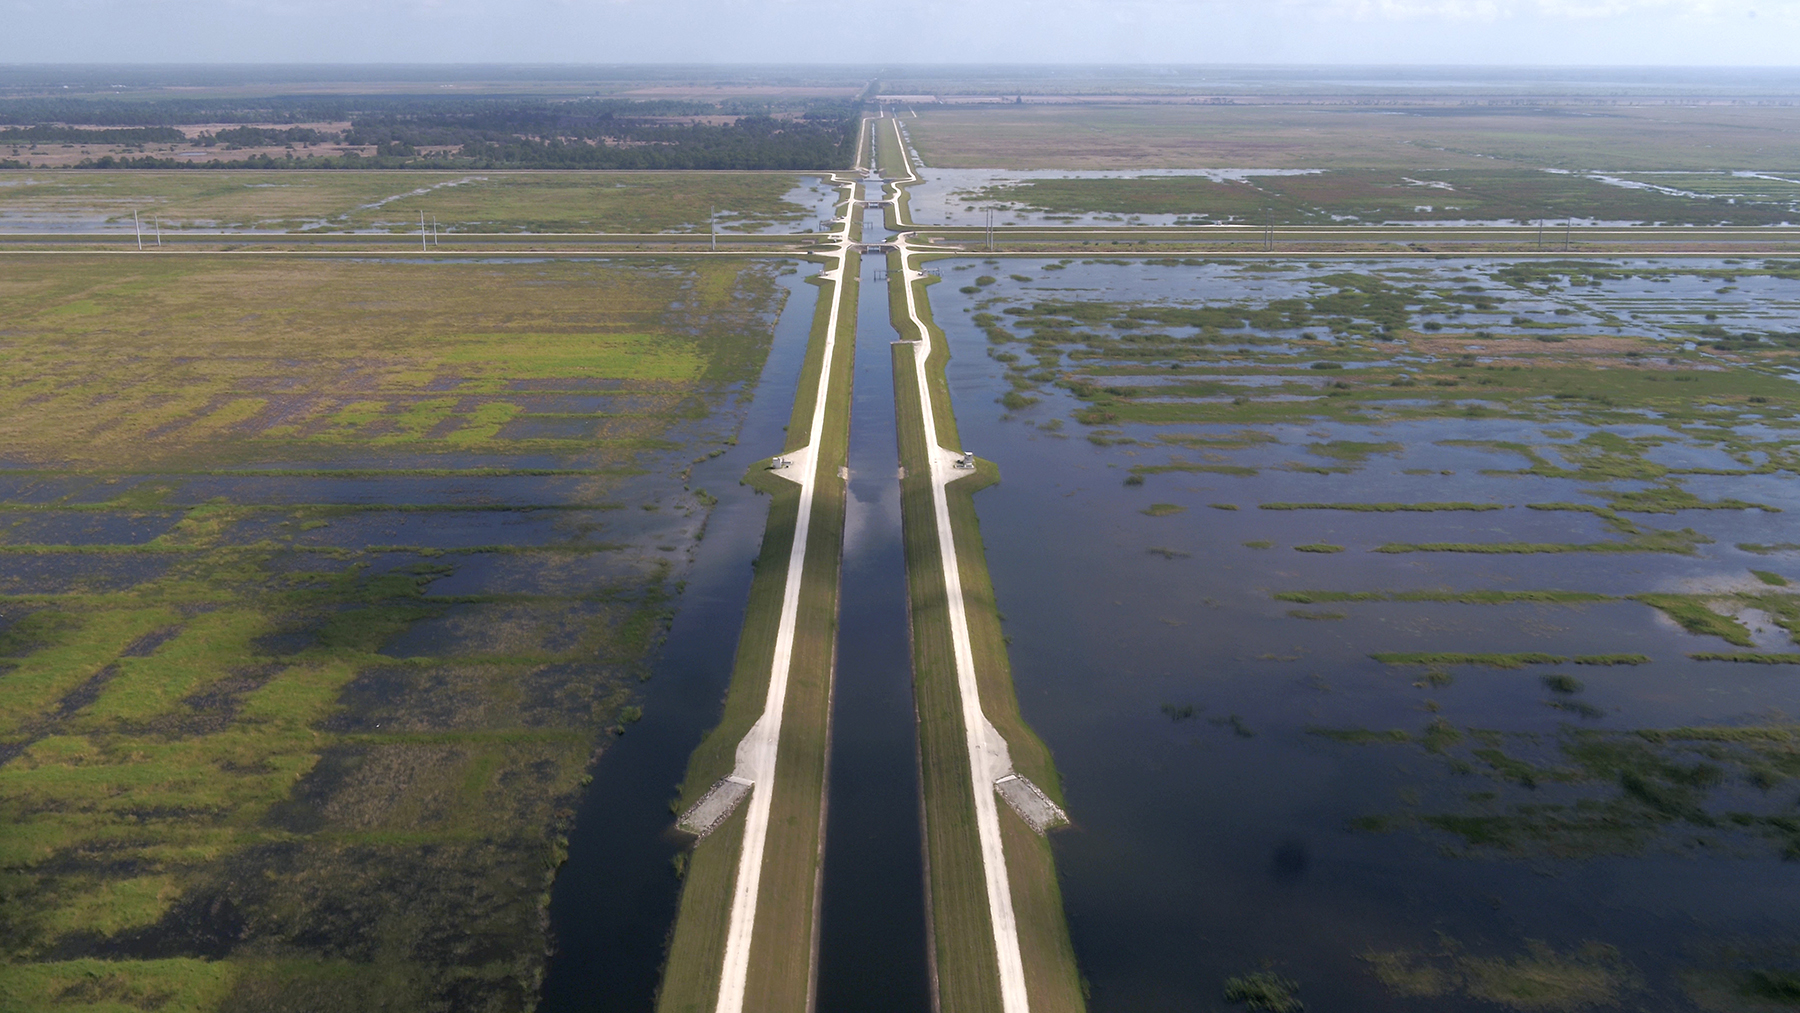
[658,248,859,1013]
[892,252,1084,1012]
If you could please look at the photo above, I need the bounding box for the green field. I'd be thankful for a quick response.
[905,103,1800,171]
[0,171,827,234]
[0,253,788,1011]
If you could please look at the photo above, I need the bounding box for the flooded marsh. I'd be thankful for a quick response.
[930,257,1800,1010]
[0,254,801,1009]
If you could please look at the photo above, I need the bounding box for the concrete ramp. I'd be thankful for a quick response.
[994,774,1069,834]
[677,776,753,838]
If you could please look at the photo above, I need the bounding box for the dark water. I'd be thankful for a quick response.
[931,259,1800,1010]
[814,207,932,1012]
[537,267,819,1013]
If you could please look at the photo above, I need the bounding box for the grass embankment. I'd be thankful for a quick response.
[0,256,787,1010]
[658,249,859,1013]
[890,249,1084,1013]
[875,118,918,228]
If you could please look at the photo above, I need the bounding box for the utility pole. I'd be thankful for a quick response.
[154,214,162,247]
[133,210,142,251]
[432,214,439,247]
[421,211,427,253]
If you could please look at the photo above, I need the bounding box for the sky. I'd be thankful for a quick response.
[3,0,1797,66]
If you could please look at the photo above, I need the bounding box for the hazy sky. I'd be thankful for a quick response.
[4,0,1796,66]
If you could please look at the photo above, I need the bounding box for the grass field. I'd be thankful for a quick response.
[905,103,1800,171]
[964,169,1800,226]
[0,171,829,234]
[657,247,858,1013]
[0,253,788,1012]
[890,250,1084,1013]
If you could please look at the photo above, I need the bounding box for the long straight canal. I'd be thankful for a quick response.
[814,181,932,1011]
[541,177,932,1010]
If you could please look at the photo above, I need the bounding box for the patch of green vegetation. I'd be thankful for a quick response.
[1308,727,1410,744]
[1366,940,1637,1011]
[1753,570,1792,587]
[1632,595,1756,646]
[1373,653,1567,668]
[1287,610,1346,621]
[1243,540,1275,550]
[1293,543,1345,554]
[1377,527,1712,556]
[1542,674,1586,694]
[1275,590,1616,604]
[1690,653,1800,664]
[1741,543,1800,556]
[1260,502,1502,512]
[1129,462,1259,478]
[1573,654,1650,666]
[1142,503,1187,517]
[1223,971,1303,1012]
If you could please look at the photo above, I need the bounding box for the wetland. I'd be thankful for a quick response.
[0,252,799,1011]
[927,255,1800,1010]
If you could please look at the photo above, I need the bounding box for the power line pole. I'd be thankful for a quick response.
[133,210,142,251]
[420,211,427,253]
[432,214,439,247]
[154,214,162,247]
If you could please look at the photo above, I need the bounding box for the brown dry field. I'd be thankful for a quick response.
[903,103,1800,170]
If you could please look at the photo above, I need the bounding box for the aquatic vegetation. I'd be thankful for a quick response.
[1366,940,1637,1011]
[1307,727,1410,744]
[1224,971,1303,1012]
[1286,610,1346,621]
[1275,590,1614,604]
[1141,503,1187,517]
[1689,653,1800,664]
[1573,655,1650,666]
[1542,674,1586,694]
[1373,653,1567,669]
[1753,570,1792,587]
[1377,526,1713,555]
[1632,595,1756,646]
[1259,502,1503,512]
[1293,543,1345,554]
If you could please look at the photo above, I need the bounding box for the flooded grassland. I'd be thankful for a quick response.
[0,172,840,235]
[930,257,1800,1011]
[0,254,793,1012]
